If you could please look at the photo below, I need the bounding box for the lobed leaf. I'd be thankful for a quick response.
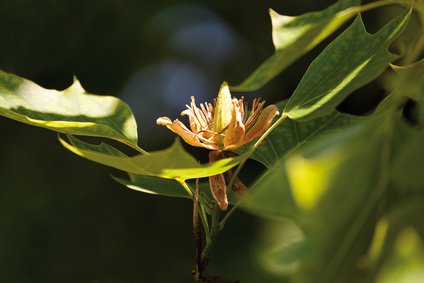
[392,59,424,123]
[283,7,411,120]
[232,0,361,91]
[0,69,141,150]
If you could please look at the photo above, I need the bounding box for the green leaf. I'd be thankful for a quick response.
[375,227,424,283]
[248,101,362,168]
[283,7,411,120]
[0,69,140,150]
[285,118,389,283]
[392,59,424,123]
[59,135,243,180]
[231,0,361,91]
[241,100,361,219]
[253,220,307,275]
[369,199,424,283]
[112,175,191,198]
[391,126,424,191]
[245,113,395,282]
[113,174,240,203]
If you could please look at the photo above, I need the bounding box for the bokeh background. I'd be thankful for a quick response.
[0,0,390,282]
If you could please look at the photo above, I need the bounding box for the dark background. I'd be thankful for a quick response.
[0,0,390,282]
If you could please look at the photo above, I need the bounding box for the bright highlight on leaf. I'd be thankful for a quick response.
[0,69,142,151]
[286,150,342,211]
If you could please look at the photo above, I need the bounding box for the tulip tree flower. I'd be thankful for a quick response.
[157,82,279,210]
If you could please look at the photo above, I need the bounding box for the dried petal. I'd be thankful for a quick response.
[209,151,228,210]
[182,96,209,133]
[226,169,248,197]
[244,105,279,141]
[233,178,248,196]
[244,98,265,128]
[223,99,245,150]
[156,117,217,150]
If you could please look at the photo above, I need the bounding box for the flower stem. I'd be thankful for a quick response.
[178,180,210,235]
[192,204,223,282]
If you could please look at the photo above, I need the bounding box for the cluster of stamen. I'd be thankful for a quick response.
[181,96,266,149]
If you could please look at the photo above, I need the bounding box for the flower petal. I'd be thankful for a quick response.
[226,169,248,196]
[223,99,245,150]
[209,151,228,211]
[182,96,210,133]
[209,173,228,211]
[156,117,217,150]
[213,82,233,134]
[244,105,279,141]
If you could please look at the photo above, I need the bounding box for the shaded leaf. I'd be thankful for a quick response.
[368,198,424,283]
[391,126,424,191]
[283,8,411,120]
[285,117,388,283]
[248,101,362,168]
[244,113,394,282]
[232,0,361,91]
[375,227,424,283]
[254,220,307,276]
[392,59,424,123]
[112,175,191,198]
[241,100,361,219]
[0,69,141,150]
[114,174,240,203]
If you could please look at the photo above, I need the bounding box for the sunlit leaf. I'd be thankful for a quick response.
[283,8,411,120]
[60,135,243,180]
[232,0,361,91]
[0,69,141,150]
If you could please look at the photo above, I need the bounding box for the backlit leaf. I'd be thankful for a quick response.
[232,0,361,91]
[283,8,411,120]
[60,135,243,180]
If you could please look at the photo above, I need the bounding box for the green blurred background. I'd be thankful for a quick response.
[0,0,389,282]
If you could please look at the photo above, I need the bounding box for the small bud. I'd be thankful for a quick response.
[213,82,233,146]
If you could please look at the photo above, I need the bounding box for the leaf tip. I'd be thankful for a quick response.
[66,76,85,94]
